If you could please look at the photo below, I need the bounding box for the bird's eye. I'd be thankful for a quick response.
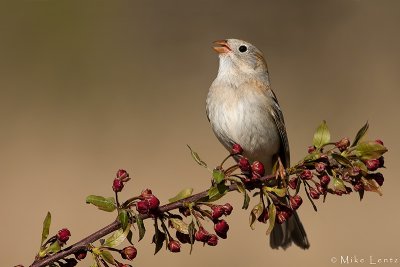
[238,45,248,53]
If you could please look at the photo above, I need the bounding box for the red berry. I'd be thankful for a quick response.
[74,250,87,261]
[315,162,326,173]
[290,195,303,210]
[116,169,129,180]
[276,210,292,224]
[257,208,269,223]
[214,219,229,239]
[309,188,320,199]
[378,156,385,168]
[57,228,71,243]
[168,240,181,253]
[231,144,243,155]
[300,170,313,180]
[365,159,380,171]
[238,157,251,172]
[145,195,160,210]
[141,189,153,197]
[320,175,330,186]
[288,177,298,190]
[211,205,225,219]
[222,203,233,215]
[207,234,219,246]
[136,200,149,214]
[121,246,137,260]
[251,161,265,178]
[375,139,384,146]
[369,173,384,186]
[308,146,316,153]
[316,183,326,194]
[335,138,350,152]
[195,227,210,242]
[112,178,124,192]
[353,182,363,192]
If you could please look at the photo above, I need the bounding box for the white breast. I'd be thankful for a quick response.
[206,79,280,172]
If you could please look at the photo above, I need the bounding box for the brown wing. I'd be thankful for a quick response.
[268,89,290,168]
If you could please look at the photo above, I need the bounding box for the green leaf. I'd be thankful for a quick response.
[249,202,264,230]
[353,141,388,160]
[47,240,61,254]
[104,223,130,247]
[263,186,286,198]
[100,250,115,265]
[127,230,134,245]
[169,218,189,234]
[118,210,129,231]
[353,160,368,173]
[168,188,193,203]
[265,202,276,235]
[361,177,383,196]
[188,220,195,254]
[304,152,321,162]
[352,121,369,147]
[86,195,116,212]
[41,212,51,246]
[135,214,146,241]
[331,153,353,167]
[212,169,225,184]
[313,120,331,148]
[152,227,166,255]
[207,183,228,202]
[333,177,346,193]
[187,145,207,168]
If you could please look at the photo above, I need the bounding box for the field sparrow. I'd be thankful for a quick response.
[206,39,310,249]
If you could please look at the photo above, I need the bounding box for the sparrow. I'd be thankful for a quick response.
[206,38,310,249]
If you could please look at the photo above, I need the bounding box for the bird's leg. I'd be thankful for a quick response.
[276,157,287,188]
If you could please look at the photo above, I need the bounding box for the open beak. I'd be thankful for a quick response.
[212,40,231,54]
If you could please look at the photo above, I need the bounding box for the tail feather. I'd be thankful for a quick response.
[270,211,310,250]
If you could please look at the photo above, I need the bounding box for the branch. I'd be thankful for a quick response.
[30,175,275,267]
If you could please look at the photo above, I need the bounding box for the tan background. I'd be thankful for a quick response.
[1,1,399,266]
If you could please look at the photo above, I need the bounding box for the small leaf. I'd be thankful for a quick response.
[187,145,207,168]
[100,250,115,265]
[236,182,251,210]
[118,210,129,231]
[168,188,193,203]
[333,177,347,193]
[313,120,331,148]
[265,202,276,235]
[353,160,368,173]
[352,121,369,147]
[169,218,189,234]
[86,195,116,212]
[41,212,51,246]
[188,220,195,254]
[135,214,146,241]
[47,240,61,254]
[304,152,321,162]
[207,183,228,202]
[361,177,383,196]
[212,169,225,184]
[249,202,264,230]
[353,141,388,160]
[263,186,286,198]
[331,153,353,167]
[152,228,166,255]
[127,230,134,245]
[104,224,130,247]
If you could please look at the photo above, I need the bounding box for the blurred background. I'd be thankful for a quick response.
[1,0,399,266]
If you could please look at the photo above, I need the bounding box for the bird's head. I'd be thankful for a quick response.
[213,39,268,76]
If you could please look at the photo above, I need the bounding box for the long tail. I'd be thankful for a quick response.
[270,211,310,249]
